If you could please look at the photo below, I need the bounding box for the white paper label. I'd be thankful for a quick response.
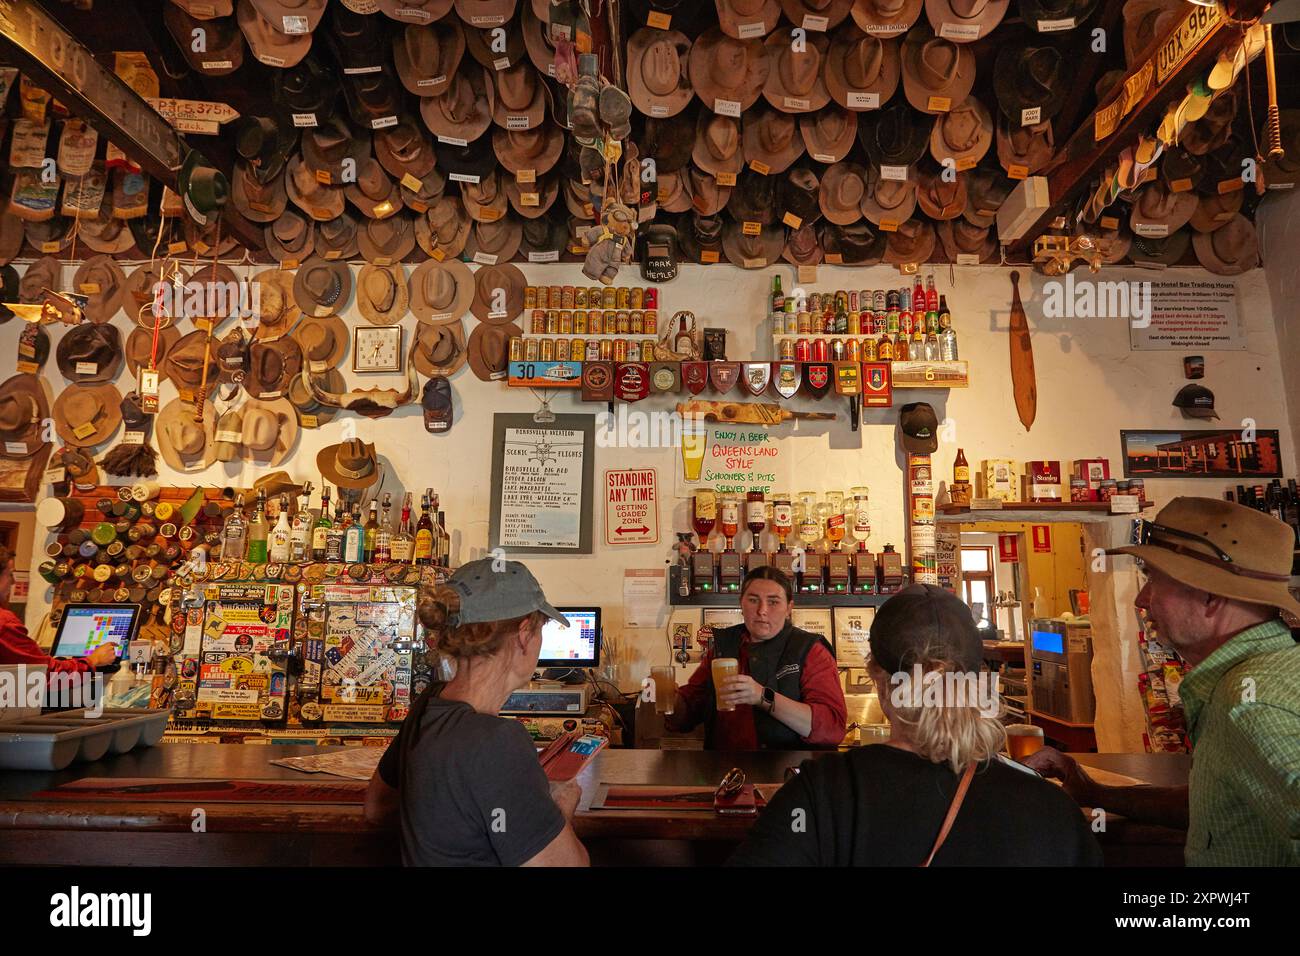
[46,467,66,483]
[438,135,469,147]
[880,164,908,181]
[75,362,98,375]
[396,7,432,21]
[487,310,508,320]
[737,21,767,38]
[956,253,980,265]
[812,153,835,163]
[372,116,399,129]
[282,15,309,33]
[292,113,318,127]
[259,54,287,67]
[201,60,233,70]
[1021,107,1042,126]
[529,250,560,262]
[1109,495,1140,514]
[417,75,447,87]
[1269,181,1297,190]
[783,97,811,111]
[344,65,384,77]
[650,105,669,117]
[215,429,242,444]
[847,91,880,109]
[122,430,144,446]
[473,252,499,265]
[493,57,512,71]
[4,441,27,455]
[802,15,829,30]
[470,14,502,25]
[742,257,765,268]
[713,98,742,118]
[1037,17,1075,31]
[449,172,481,184]
[864,23,903,35]
[1135,222,1170,237]
[310,360,329,374]
[939,22,981,40]
[506,114,531,130]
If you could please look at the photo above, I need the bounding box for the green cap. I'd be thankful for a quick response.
[445,558,568,629]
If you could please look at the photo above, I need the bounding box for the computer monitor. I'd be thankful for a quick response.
[50,604,141,665]
[538,607,600,669]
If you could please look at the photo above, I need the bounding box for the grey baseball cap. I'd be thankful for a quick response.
[445,558,569,628]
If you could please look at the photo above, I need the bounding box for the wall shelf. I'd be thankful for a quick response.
[666,564,898,608]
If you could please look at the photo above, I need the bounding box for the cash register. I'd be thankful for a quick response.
[501,606,601,716]
[49,603,143,672]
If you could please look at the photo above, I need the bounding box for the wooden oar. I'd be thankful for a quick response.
[1008,271,1037,432]
[676,400,837,425]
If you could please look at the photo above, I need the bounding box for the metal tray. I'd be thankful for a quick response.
[0,707,170,771]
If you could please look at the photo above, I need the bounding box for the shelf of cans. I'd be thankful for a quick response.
[772,281,958,364]
[519,283,661,365]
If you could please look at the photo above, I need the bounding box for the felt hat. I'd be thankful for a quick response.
[492,122,565,177]
[375,116,439,182]
[741,103,807,173]
[415,195,473,258]
[317,438,380,488]
[356,263,410,325]
[461,168,510,222]
[936,216,997,262]
[453,0,517,28]
[826,27,900,112]
[0,373,49,459]
[156,397,217,471]
[762,30,831,113]
[782,221,825,265]
[301,115,372,183]
[1129,179,1198,235]
[393,18,466,98]
[859,100,930,167]
[688,27,771,113]
[240,396,299,466]
[993,40,1068,124]
[164,4,244,76]
[356,213,417,264]
[315,211,362,260]
[291,315,349,373]
[70,255,127,325]
[273,52,337,122]
[693,112,745,177]
[1018,0,1097,33]
[244,338,305,400]
[411,319,469,376]
[264,208,316,263]
[677,212,727,263]
[642,108,698,173]
[687,168,733,217]
[125,324,182,381]
[410,258,475,324]
[627,27,695,119]
[882,216,935,263]
[466,320,523,381]
[1191,213,1258,276]
[518,213,571,261]
[726,171,778,225]
[722,220,785,268]
[656,169,695,213]
[491,60,548,130]
[819,219,886,263]
[420,64,495,141]
[286,366,345,427]
[929,94,992,167]
[250,268,302,341]
[246,0,326,33]
[231,162,289,223]
[819,161,869,225]
[715,0,781,39]
[53,382,123,448]
[506,172,559,219]
[915,161,967,219]
[776,166,823,225]
[860,165,918,224]
[849,0,923,36]
[996,115,1055,174]
[56,322,124,384]
[293,257,352,317]
[780,0,853,30]
[900,23,975,114]
[464,215,524,263]
[345,157,405,220]
[471,263,526,324]
[800,106,859,164]
[1128,229,1191,267]
[286,154,346,222]
[18,256,61,305]
[77,211,137,256]
[378,0,453,22]
[1188,190,1244,234]
[962,164,1013,227]
[922,0,1009,43]
[236,0,312,69]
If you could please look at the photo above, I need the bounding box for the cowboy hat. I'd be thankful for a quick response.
[357,263,410,325]
[18,256,61,305]
[1191,213,1258,276]
[693,112,745,177]
[520,2,561,75]
[781,0,853,30]
[156,398,217,471]
[378,0,453,22]
[716,0,781,39]
[626,0,712,34]
[929,93,992,169]
[763,31,831,113]
[0,373,49,460]
[53,382,123,448]
[776,166,822,226]
[922,0,1008,43]
[628,27,695,119]
[77,210,137,256]
[677,212,727,262]
[936,216,997,262]
[286,366,345,427]
[819,219,886,263]
[688,27,771,113]
[163,4,244,76]
[518,213,571,261]
[462,17,526,73]
[506,172,559,218]
[410,257,475,323]
[819,161,869,224]
[1107,497,1300,618]
[453,0,517,27]
[859,100,930,167]
[315,211,362,260]
[125,260,186,311]
[420,64,495,141]
[642,108,698,173]
[247,0,326,33]
[860,164,918,224]
[466,320,523,381]
[416,195,473,258]
[492,60,548,130]
[782,221,825,265]
[727,170,778,225]
[1128,229,1190,267]
[264,208,316,263]
[345,157,405,220]
[465,215,524,263]
[24,218,75,256]
[741,103,807,172]
[231,162,289,223]
[182,218,240,259]
[800,106,858,164]
[236,0,311,68]
[686,168,733,216]
[356,213,417,264]
[274,52,337,122]
[240,396,299,467]
[996,115,1055,174]
[1161,145,1204,193]
[301,116,372,183]
[283,309,343,365]
[471,263,526,324]
[245,338,305,400]
[826,26,901,111]
[850,0,923,36]
[722,220,785,268]
[1130,180,1197,236]
[993,41,1068,124]
[656,170,695,212]
[1188,189,1244,234]
[286,154,346,222]
[235,114,297,185]
[962,163,1013,227]
[461,169,510,222]
[375,116,439,183]
[492,122,565,177]
[393,18,466,98]
[56,323,124,384]
[882,216,935,263]
[900,23,975,114]
[1019,0,1096,32]
[70,255,127,325]
[412,318,469,376]
[125,324,182,382]
[293,257,353,317]
[317,438,380,489]
[251,268,302,341]
[915,160,967,219]
[1123,0,1181,68]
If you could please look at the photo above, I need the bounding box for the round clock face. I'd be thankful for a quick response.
[354,327,402,371]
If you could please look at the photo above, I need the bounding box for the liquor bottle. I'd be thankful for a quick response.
[325,500,346,561]
[344,503,365,563]
[939,321,958,361]
[311,485,332,561]
[745,491,766,552]
[692,491,717,550]
[220,495,248,561]
[719,495,740,552]
[269,496,292,563]
[363,499,379,562]
[924,332,940,361]
[672,313,693,356]
[414,493,434,565]
[771,494,793,551]
[895,334,909,361]
[246,490,269,562]
[291,490,312,563]
[375,493,393,564]
[391,493,415,563]
[878,331,895,361]
[435,499,450,567]
[770,274,785,315]
[954,448,970,485]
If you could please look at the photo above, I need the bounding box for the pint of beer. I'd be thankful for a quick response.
[652,666,676,715]
[1006,723,1045,761]
[711,657,739,712]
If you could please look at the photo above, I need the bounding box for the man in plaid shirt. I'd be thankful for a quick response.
[1027,497,1300,866]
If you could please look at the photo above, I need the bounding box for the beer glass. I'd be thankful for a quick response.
[1006,724,1045,761]
[681,424,707,481]
[712,657,739,711]
[651,666,676,716]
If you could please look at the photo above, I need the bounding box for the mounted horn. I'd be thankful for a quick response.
[301,361,419,420]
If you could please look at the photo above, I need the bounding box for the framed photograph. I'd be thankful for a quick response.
[1120,429,1282,479]
[352,326,403,373]
[489,413,595,554]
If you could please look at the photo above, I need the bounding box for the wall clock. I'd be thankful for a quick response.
[352,326,403,373]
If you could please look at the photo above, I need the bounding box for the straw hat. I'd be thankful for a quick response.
[53,382,123,448]
[826,26,901,111]
[239,396,299,466]
[850,0,923,36]
[411,319,468,377]
[293,257,352,317]
[356,263,410,324]
[317,438,380,489]
[922,0,1008,43]
[466,320,522,381]
[264,208,316,263]
[415,195,473,258]
[70,255,127,325]
[1108,497,1300,618]
[688,27,770,113]
[410,258,475,324]
[762,30,830,113]
[627,27,694,119]
[393,18,465,98]
[1191,213,1258,276]
[715,0,781,38]
[742,103,806,173]
[244,338,304,400]
[250,268,302,341]
[819,162,869,225]
[56,323,124,384]
[156,398,217,471]
[0,373,49,460]
[900,23,975,114]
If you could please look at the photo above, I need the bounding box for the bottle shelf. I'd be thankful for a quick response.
[665,563,899,607]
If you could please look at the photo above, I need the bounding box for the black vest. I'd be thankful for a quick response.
[708,621,835,750]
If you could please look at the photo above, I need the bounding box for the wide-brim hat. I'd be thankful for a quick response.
[676,212,726,262]
[492,60,547,130]
[819,161,869,224]
[356,213,417,264]
[800,106,859,164]
[1161,145,1205,193]
[776,166,822,226]
[1188,190,1243,233]
[716,0,781,38]
[18,256,61,305]
[247,0,326,32]
[996,115,1055,174]
[993,40,1068,124]
[0,215,25,265]
[1130,179,1197,234]
[693,111,744,177]
[293,257,352,317]
[264,208,316,263]
[520,3,561,76]
[433,135,497,181]
[763,31,831,114]
[936,216,996,261]
[462,16,526,72]
[125,324,182,381]
[782,221,825,265]
[1123,0,1181,68]
[850,0,924,36]
[493,122,565,177]
[628,27,695,119]
[882,216,935,262]
[963,163,1013,227]
[465,215,524,263]
[1179,88,1237,157]
[506,172,559,219]
[245,338,305,400]
[1107,496,1300,619]
[25,218,76,257]
[375,116,439,183]
[742,103,806,172]
[236,0,311,69]
[460,168,510,222]
[410,257,475,323]
[70,255,127,325]
[315,210,362,260]
[291,315,349,372]
[682,168,730,216]
[859,101,930,167]
[466,319,522,381]
[929,93,992,167]
[240,396,299,467]
[318,438,381,488]
[412,318,469,377]
[164,5,245,76]
[688,27,771,113]
[819,219,886,263]
[156,398,216,471]
[231,162,289,223]
[453,0,517,27]
[53,381,123,448]
[0,373,50,459]
[656,169,694,212]
[250,268,302,341]
[517,213,570,260]
[234,114,297,184]
[416,195,474,258]
[916,161,967,219]
[900,23,975,114]
[722,220,785,268]
[922,0,1009,43]
[860,165,917,223]
[400,166,448,213]
[1191,213,1258,276]
[781,0,853,30]
[826,27,901,112]
[56,322,124,384]
[642,107,698,173]
[1019,0,1097,32]
[286,154,346,222]
[274,52,337,121]
[420,64,495,140]
[470,263,525,323]
[77,210,137,256]
[378,0,454,22]
[301,116,371,182]
[357,263,410,324]
[727,170,778,225]
[394,18,466,98]
[345,158,405,221]
[1129,228,1190,266]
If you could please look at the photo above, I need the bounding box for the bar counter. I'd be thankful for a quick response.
[0,744,1190,866]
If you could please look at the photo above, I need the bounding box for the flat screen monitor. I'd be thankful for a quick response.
[1031,629,1065,655]
[50,604,141,663]
[538,607,600,669]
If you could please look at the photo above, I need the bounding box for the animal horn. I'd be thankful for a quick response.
[304,367,346,409]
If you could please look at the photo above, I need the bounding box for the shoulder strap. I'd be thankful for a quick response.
[920,763,977,868]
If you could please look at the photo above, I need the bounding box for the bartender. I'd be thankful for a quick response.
[0,546,117,674]
[665,567,847,749]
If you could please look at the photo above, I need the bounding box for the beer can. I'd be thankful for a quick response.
[644,288,658,310]
[822,312,836,335]
[531,309,546,334]
[628,341,641,362]
[899,288,911,312]
[798,311,812,334]
[604,309,617,331]
[534,286,548,309]
[900,310,914,336]
[524,286,537,309]
[525,337,540,361]
[586,341,601,361]
[614,338,628,362]
[785,313,799,335]
[600,339,614,361]
[795,338,810,361]
[560,311,573,335]
[616,286,630,309]
[574,309,588,334]
[550,286,564,309]
[831,338,846,361]
[588,310,602,334]
[575,287,588,308]
[644,310,657,335]
[540,338,555,362]
[561,286,575,309]
[845,337,860,361]
[546,309,560,334]
[887,309,900,335]
[616,310,630,334]
[631,287,644,309]
[603,287,618,309]
[874,290,885,311]
[590,287,604,307]
[642,340,656,361]
[779,338,796,360]
[811,338,827,361]
[570,338,585,360]
[849,290,858,312]
[631,310,644,334]
[809,292,821,312]
[509,337,524,361]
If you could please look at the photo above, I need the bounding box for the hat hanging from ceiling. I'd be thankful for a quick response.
[1191,213,1258,276]
[0,373,49,460]
[993,41,1068,125]
[762,31,831,114]
[234,114,296,185]
[882,216,936,263]
[156,397,217,471]
[859,100,930,168]
[411,319,468,377]
[1129,179,1197,236]
[693,112,745,177]
[300,116,371,183]
[415,195,473,258]
[70,255,127,325]
[900,23,975,114]
[819,161,869,225]
[240,396,299,467]
[393,18,466,98]
[246,0,326,33]
[782,221,825,265]
[56,323,124,384]
[274,52,337,122]
[410,257,475,324]
[627,27,695,119]
[1123,0,1181,68]
[800,106,859,164]
[929,94,992,167]
[293,257,352,317]
[688,27,771,114]
[825,26,901,112]
[53,381,123,448]
[742,103,807,173]
[231,163,288,223]
[245,338,305,400]
[850,0,923,36]
[264,208,316,263]
[715,0,782,39]
[923,0,1008,42]
[357,263,410,325]
[1188,190,1243,233]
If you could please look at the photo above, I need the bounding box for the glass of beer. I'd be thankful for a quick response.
[681,424,707,481]
[711,657,739,712]
[1006,724,1045,761]
[651,666,676,716]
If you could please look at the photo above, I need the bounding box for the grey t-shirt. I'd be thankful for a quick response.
[378,687,565,866]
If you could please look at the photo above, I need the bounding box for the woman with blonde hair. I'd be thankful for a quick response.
[365,558,588,867]
[729,585,1101,866]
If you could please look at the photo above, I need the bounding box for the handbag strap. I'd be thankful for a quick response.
[921,763,977,867]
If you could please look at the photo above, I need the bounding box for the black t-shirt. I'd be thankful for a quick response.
[727,744,1103,867]
[377,687,565,866]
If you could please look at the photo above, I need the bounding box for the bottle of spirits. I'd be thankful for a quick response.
[939,294,958,360]
[311,485,332,561]
[269,495,292,562]
[926,273,939,312]
[391,493,415,563]
[246,490,269,562]
[435,498,450,567]
[414,492,434,565]
[770,273,784,315]
[344,503,365,563]
[363,499,379,562]
[291,489,312,563]
[375,493,393,563]
[221,495,248,561]
[325,499,346,561]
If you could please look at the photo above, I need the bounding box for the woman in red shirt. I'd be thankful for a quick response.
[665,567,847,750]
[0,547,118,673]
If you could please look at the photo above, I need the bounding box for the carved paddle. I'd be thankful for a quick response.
[1008,270,1037,432]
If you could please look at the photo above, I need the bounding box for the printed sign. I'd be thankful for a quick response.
[490,414,595,554]
[604,468,659,545]
[1129,280,1243,351]
[676,426,791,497]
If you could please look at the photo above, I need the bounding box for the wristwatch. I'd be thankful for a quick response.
[761,686,776,713]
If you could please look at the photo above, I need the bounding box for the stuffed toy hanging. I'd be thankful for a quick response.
[582,201,635,284]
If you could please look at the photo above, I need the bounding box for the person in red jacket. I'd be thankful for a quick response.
[665,567,847,750]
[0,546,118,674]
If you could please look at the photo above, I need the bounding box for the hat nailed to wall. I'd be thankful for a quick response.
[727,170,778,225]
[1107,496,1300,619]
[246,0,326,33]
[422,377,454,433]
[693,112,745,178]
[996,115,1055,175]
[162,330,223,396]
[243,337,305,401]
[236,0,312,68]
[53,381,123,448]
[375,117,439,183]
[800,106,859,164]
[491,60,547,131]
[265,208,316,263]
[1172,383,1218,420]
[274,52,337,123]
[1129,228,1190,267]
[69,255,127,325]
[900,24,975,114]
[412,319,468,377]
[315,210,362,260]
[850,0,924,36]
[420,64,495,142]
[642,108,698,174]
[782,221,824,265]
[898,399,938,452]
[393,18,466,98]
[742,103,806,173]
[292,314,349,373]
[18,256,61,305]
[286,154,345,222]
[0,373,49,460]
[156,397,217,471]
[126,324,182,381]
[883,216,936,263]
[345,158,404,221]
[916,161,967,219]
[993,41,1068,125]
[715,0,781,39]
[410,258,475,323]
[963,164,1013,227]
[627,27,695,119]
[471,263,526,324]
[688,27,771,114]
[929,94,992,167]
[318,438,380,488]
[937,216,997,262]
[164,4,244,76]
[356,213,417,265]
[293,257,352,317]
[820,219,887,264]
[300,116,371,184]
[781,0,854,30]
[1188,189,1243,234]
[465,216,524,264]
[1018,0,1097,32]
[379,0,454,23]
[677,212,727,263]
[722,220,785,268]
[56,323,124,384]
[826,27,901,112]
[415,195,473,259]
[251,268,302,341]
[240,396,299,467]
[467,319,523,381]
[1191,213,1258,276]
[762,30,831,114]
[869,582,983,673]
[357,263,410,325]
[493,123,565,177]
[923,0,1009,43]
[231,162,289,223]
[859,100,930,168]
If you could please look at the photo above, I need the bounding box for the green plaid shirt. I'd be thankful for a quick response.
[1181,618,1300,866]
